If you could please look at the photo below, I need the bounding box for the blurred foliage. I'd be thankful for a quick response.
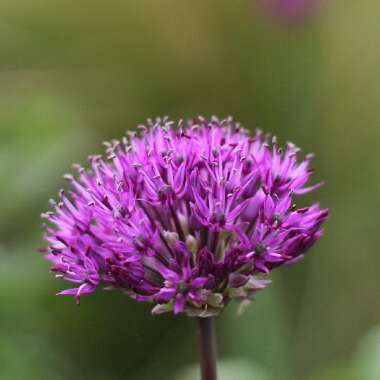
[0,0,379,379]
[354,326,380,380]
[173,358,271,380]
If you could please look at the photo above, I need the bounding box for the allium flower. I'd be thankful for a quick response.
[41,116,328,317]
[261,0,320,22]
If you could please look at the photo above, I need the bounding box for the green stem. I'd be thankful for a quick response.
[197,317,218,380]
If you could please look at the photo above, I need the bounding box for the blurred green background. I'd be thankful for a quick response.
[0,1,379,379]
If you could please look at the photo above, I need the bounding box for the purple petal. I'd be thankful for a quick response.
[173,294,185,315]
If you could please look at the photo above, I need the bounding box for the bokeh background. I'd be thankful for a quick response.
[1,1,379,379]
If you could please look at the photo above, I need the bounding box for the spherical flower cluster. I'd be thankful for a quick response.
[262,0,320,22]
[42,117,328,317]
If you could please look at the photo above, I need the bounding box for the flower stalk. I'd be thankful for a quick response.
[197,317,217,380]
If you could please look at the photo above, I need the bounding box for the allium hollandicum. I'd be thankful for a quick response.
[262,0,320,22]
[42,117,328,317]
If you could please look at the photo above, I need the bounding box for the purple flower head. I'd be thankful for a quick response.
[41,116,328,317]
[261,0,320,23]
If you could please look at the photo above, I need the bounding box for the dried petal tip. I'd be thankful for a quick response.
[42,116,328,316]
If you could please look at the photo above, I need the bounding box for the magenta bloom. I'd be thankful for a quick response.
[42,117,328,317]
[262,0,320,22]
